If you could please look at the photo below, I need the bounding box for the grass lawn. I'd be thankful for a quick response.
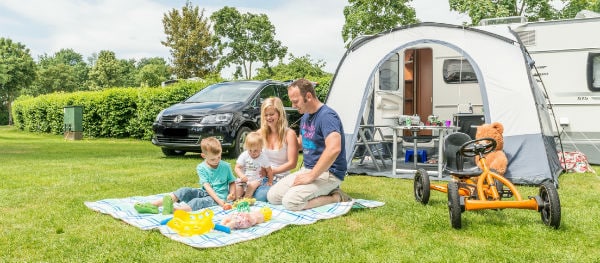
[1,125,599,262]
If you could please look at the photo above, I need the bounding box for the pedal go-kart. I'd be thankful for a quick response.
[413,132,561,229]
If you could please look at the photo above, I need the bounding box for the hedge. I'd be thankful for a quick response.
[11,80,214,140]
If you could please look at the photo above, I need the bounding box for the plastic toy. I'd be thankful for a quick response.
[166,209,231,236]
[233,198,256,208]
[220,207,272,230]
[413,132,561,229]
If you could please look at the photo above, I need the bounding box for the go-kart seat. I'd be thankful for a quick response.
[444,132,482,178]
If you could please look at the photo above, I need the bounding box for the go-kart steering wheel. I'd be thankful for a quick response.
[459,138,497,157]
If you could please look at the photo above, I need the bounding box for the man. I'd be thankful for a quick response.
[267,78,350,211]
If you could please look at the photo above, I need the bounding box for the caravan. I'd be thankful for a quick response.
[504,13,600,164]
[326,23,563,185]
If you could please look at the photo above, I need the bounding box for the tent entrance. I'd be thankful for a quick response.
[403,48,433,137]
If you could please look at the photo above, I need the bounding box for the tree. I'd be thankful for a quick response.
[135,57,171,87]
[162,1,217,79]
[449,0,559,25]
[0,38,36,125]
[27,49,89,96]
[211,6,288,79]
[342,0,417,47]
[254,54,330,81]
[560,0,600,18]
[87,50,123,90]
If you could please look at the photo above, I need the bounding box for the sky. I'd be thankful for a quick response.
[0,0,470,76]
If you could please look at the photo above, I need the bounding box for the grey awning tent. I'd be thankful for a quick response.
[326,23,562,185]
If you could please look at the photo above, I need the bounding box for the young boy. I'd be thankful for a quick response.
[135,137,236,214]
[234,132,273,199]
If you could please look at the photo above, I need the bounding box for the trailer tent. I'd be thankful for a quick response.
[326,23,562,185]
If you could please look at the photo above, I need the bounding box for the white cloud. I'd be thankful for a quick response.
[0,0,469,76]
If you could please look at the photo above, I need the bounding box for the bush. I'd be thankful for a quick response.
[11,79,217,140]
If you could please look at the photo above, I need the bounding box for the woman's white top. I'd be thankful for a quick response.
[263,133,291,181]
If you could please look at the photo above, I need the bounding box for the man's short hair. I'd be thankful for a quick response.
[289,78,317,98]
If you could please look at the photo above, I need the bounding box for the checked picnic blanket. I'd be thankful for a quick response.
[84,193,384,248]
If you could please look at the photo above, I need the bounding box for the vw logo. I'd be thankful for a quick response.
[173,115,183,123]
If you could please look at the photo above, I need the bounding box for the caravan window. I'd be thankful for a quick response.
[379,54,399,91]
[589,53,600,91]
[443,59,478,84]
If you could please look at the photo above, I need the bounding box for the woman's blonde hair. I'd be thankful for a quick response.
[259,97,288,149]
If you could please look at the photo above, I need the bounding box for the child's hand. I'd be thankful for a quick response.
[266,180,273,186]
[239,176,248,183]
[227,193,236,201]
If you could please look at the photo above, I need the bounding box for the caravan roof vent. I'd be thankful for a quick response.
[517,30,536,46]
[479,16,527,26]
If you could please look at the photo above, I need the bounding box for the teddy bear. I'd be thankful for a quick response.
[474,122,508,176]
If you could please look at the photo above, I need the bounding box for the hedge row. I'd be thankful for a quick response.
[11,76,332,141]
[11,80,215,140]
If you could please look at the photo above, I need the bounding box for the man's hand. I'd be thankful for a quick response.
[292,172,315,186]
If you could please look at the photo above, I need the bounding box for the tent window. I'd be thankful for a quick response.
[589,53,600,91]
[379,54,399,91]
[442,59,478,84]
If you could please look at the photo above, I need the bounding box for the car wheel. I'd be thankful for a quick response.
[161,148,186,157]
[230,126,252,158]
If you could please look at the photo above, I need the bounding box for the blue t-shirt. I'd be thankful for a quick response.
[196,160,236,201]
[300,104,347,180]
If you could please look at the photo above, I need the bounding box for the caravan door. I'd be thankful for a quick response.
[374,53,403,126]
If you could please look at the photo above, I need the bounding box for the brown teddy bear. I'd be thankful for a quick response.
[475,122,508,176]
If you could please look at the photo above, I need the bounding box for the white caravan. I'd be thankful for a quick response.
[507,13,600,164]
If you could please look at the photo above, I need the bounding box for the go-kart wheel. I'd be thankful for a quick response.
[539,181,561,229]
[413,168,430,205]
[447,181,462,229]
[459,138,497,157]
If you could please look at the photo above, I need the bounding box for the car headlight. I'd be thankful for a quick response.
[200,113,233,124]
[155,109,166,122]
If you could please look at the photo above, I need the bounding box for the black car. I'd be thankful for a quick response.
[152,80,301,157]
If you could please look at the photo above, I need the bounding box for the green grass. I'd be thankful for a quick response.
[1,126,600,262]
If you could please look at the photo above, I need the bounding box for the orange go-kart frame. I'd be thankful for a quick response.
[413,137,561,229]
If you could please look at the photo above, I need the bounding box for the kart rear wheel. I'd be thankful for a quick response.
[539,181,561,229]
[448,181,462,229]
[414,168,430,205]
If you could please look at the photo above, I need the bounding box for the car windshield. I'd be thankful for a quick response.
[184,82,262,103]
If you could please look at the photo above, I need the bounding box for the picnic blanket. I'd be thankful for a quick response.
[84,193,384,248]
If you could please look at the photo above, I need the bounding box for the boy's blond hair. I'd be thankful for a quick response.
[200,137,222,155]
[243,131,264,150]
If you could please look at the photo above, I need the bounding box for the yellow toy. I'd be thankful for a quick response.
[166,209,215,236]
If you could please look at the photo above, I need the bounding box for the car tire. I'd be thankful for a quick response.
[161,148,186,157]
[230,126,252,158]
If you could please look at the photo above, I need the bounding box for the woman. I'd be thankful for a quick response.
[253,97,299,202]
